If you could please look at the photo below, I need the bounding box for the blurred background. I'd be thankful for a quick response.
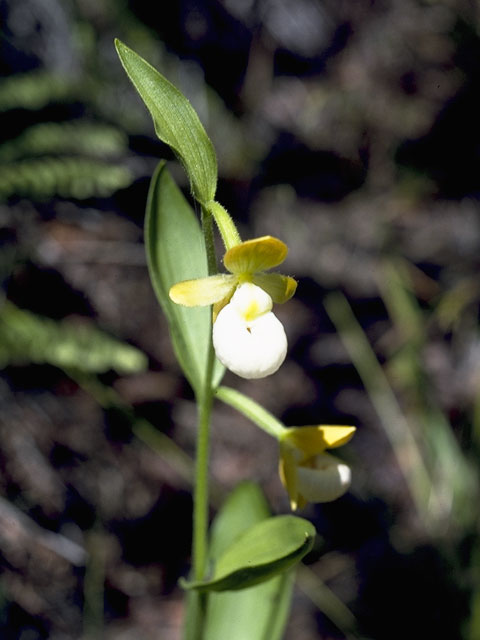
[1,0,480,638]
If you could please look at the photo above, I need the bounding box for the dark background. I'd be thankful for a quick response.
[1,1,480,638]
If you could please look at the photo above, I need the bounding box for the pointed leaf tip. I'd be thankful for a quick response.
[115,39,217,204]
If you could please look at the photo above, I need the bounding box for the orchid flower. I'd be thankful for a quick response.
[169,236,297,379]
[279,425,356,510]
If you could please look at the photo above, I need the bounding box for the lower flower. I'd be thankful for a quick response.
[279,425,356,510]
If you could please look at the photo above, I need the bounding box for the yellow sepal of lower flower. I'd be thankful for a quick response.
[279,425,356,511]
[280,425,356,462]
[169,235,297,312]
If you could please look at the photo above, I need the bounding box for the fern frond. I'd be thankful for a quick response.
[0,157,133,200]
[0,122,128,161]
[0,71,87,112]
[0,302,147,375]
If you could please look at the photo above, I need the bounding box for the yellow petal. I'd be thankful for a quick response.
[223,236,288,275]
[252,273,297,304]
[279,444,299,510]
[169,274,236,306]
[281,425,356,460]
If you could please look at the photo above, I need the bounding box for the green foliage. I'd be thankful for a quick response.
[0,122,128,161]
[186,483,295,640]
[145,161,224,394]
[326,273,478,537]
[115,39,217,205]
[0,301,147,375]
[0,157,131,200]
[182,514,314,592]
[378,261,478,532]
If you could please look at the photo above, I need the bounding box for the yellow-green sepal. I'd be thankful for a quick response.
[252,273,297,304]
[169,274,236,307]
[224,236,288,274]
[281,425,356,460]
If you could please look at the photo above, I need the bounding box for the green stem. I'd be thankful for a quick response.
[188,206,217,639]
[215,385,286,439]
[193,382,214,582]
[202,205,218,274]
[206,200,241,250]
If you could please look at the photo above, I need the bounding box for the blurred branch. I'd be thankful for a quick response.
[0,496,86,566]
[296,563,364,640]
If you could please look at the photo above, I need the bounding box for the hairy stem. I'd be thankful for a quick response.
[206,200,241,250]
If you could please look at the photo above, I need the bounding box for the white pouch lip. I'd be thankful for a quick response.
[212,283,288,379]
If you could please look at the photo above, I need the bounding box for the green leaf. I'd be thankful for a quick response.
[182,513,315,592]
[184,483,295,640]
[145,161,224,394]
[204,571,294,640]
[208,482,272,560]
[115,39,217,205]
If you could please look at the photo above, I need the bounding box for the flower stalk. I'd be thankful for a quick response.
[215,385,285,438]
[206,200,242,250]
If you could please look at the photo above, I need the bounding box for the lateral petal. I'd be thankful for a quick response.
[212,291,234,323]
[169,274,236,306]
[224,236,288,274]
[279,444,300,511]
[252,273,297,304]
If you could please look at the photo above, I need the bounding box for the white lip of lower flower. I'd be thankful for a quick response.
[212,283,287,379]
[296,453,352,503]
